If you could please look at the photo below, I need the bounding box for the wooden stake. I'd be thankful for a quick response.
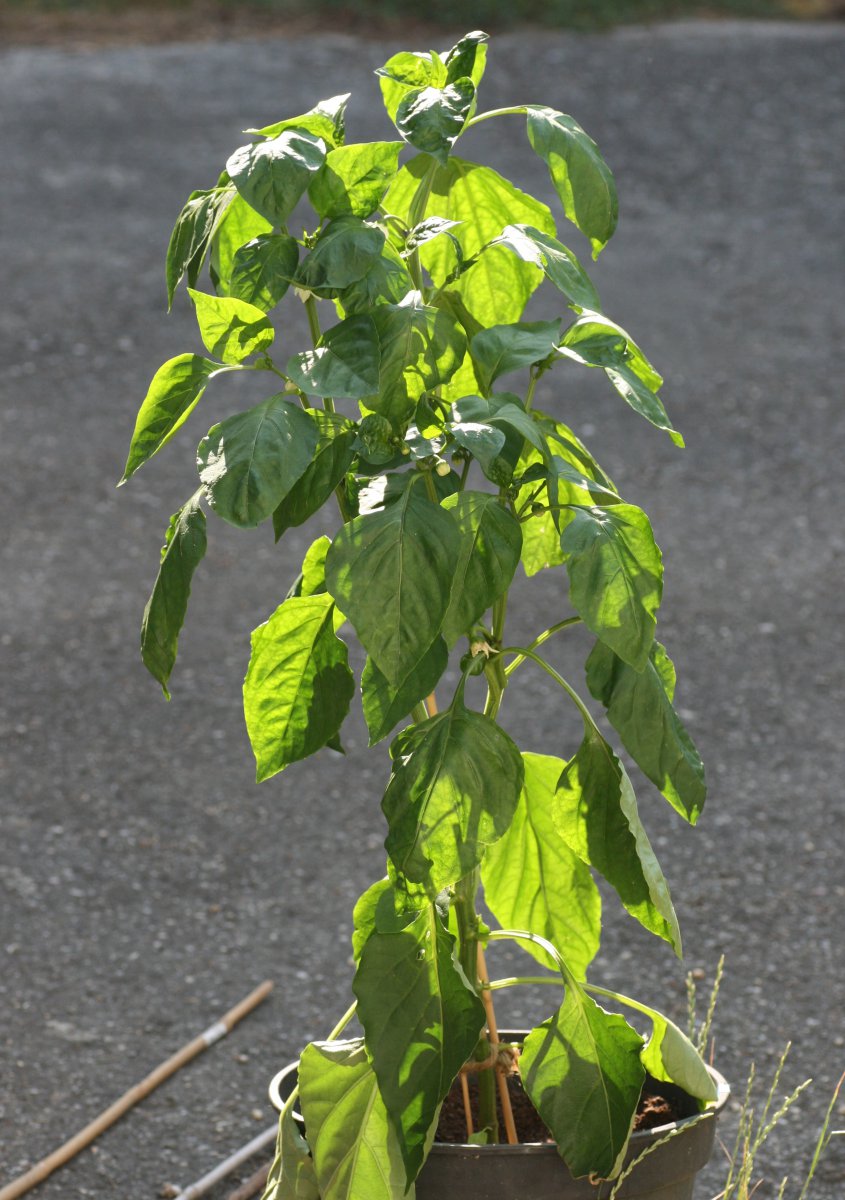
[476,946,518,1146]
[226,1160,272,1200]
[173,1125,277,1200]
[459,1071,474,1139]
[424,692,439,716]
[0,982,274,1200]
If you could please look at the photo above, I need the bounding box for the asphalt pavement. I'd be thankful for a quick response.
[1,19,844,1199]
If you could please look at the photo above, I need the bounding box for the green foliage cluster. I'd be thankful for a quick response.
[122,30,717,1194]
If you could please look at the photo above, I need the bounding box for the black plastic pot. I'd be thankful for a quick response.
[269,1031,729,1200]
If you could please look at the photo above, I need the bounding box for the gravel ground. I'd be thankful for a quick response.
[1,20,844,1199]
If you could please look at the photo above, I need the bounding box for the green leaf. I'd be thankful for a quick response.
[298,1039,409,1200]
[140,491,207,698]
[443,30,488,87]
[521,987,644,1179]
[226,129,326,226]
[561,503,663,672]
[558,313,682,446]
[325,484,460,686]
[351,877,422,963]
[395,79,475,166]
[337,241,414,315]
[495,223,600,311]
[263,1107,320,1200]
[382,692,524,894]
[482,753,601,979]
[230,234,299,311]
[637,1006,717,1103]
[469,319,561,395]
[361,638,448,746]
[288,313,381,401]
[521,505,565,577]
[369,292,466,425]
[211,193,274,293]
[353,903,485,1184]
[187,289,274,364]
[585,639,706,824]
[166,184,235,309]
[295,217,386,297]
[273,411,356,539]
[300,535,331,597]
[243,594,353,782]
[309,142,403,219]
[377,50,447,124]
[446,419,505,475]
[197,395,319,528]
[555,724,681,953]
[121,354,222,483]
[248,93,349,148]
[525,106,618,258]
[440,491,522,646]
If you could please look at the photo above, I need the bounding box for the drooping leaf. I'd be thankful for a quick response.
[121,354,225,483]
[243,594,353,781]
[166,184,235,308]
[521,987,644,1179]
[295,218,386,297]
[298,1039,409,1200]
[382,692,524,894]
[351,877,422,963]
[585,639,706,824]
[561,503,663,672]
[640,1010,717,1103]
[555,724,681,953]
[495,223,600,312]
[525,106,618,258]
[469,318,561,395]
[273,411,356,539]
[262,1106,320,1200]
[248,93,350,148]
[211,193,274,293]
[361,637,448,746]
[308,142,403,219]
[300,535,331,597]
[440,491,522,646]
[395,79,475,166]
[325,484,460,686]
[230,234,299,311]
[197,396,319,528]
[187,288,274,364]
[140,491,207,697]
[353,903,485,1184]
[482,753,601,978]
[226,129,326,226]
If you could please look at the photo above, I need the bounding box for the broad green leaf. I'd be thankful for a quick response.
[248,93,349,148]
[469,319,561,395]
[495,223,600,312]
[188,289,274,364]
[230,234,299,311]
[446,419,505,475]
[262,1107,319,1200]
[402,216,462,256]
[585,639,706,824]
[122,354,222,483]
[443,30,488,86]
[361,637,448,746]
[211,193,273,293]
[482,753,600,979]
[521,506,565,577]
[325,484,460,686]
[382,694,524,894]
[273,411,356,539]
[555,725,681,953]
[226,129,326,226]
[451,394,546,482]
[353,903,485,1184]
[377,50,447,123]
[243,594,353,781]
[337,241,414,315]
[351,878,421,963]
[197,395,319,528]
[300,535,331,597]
[298,1039,409,1200]
[296,218,386,297]
[287,313,381,401]
[166,184,235,309]
[540,413,617,493]
[440,491,522,646]
[521,987,644,1179]
[642,1020,717,1104]
[561,503,663,672]
[525,106,618,258]
[308,142,402,219]
[140,492,207,698]
[369,292,466,425]
[395,79,475,166]
[549,457,621,507]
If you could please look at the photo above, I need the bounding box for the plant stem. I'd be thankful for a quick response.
[503,618,581,677]
[303,295,335,414]
[486,975,562,990]
[407,160,438,294]
[465,106,527,129]
[500,645,595,727]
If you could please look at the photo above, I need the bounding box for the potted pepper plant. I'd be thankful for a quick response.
[120,29,727,1199]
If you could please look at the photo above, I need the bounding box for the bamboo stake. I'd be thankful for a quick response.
[0,981,274,1200]
[174,1125,277,1200]
[476,946,518,1145]
[459,1072,474,1139]
[226,1160,272,1200]
[424,692,439,716]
